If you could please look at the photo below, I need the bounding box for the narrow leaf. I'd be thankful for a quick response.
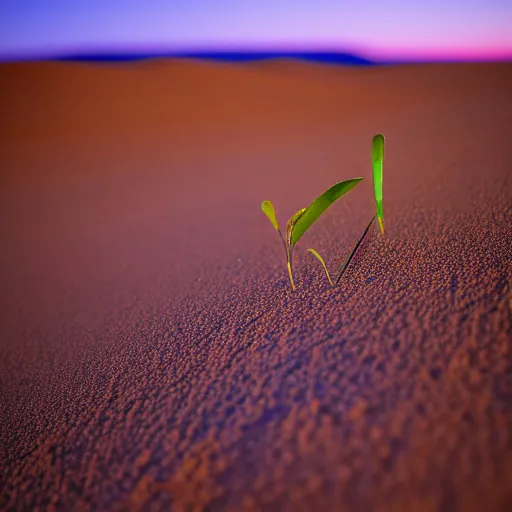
[286,207,308,249]
[336,216,375,284]
[372,134,385,234]
[261,200,279,231]
[290,178,363,246]
[308,248,334,287]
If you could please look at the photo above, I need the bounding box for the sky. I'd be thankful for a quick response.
[1,0,512,61]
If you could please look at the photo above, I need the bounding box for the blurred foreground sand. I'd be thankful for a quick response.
[1,60,511,510]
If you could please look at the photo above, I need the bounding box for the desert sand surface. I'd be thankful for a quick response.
[1,59,511,511]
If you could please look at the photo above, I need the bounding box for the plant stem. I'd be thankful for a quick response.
[336,216,375,285]
[278,228,296,290]
[278,229,288,258]
[377,216,385,235]
[287,260,296,290]
[287,245,297,290]
[325,269,334,287]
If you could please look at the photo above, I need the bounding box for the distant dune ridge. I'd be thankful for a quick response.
[53,50,376,65]
[1,60,511,510]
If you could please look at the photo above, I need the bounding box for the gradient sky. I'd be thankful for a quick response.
[1,0,512,61]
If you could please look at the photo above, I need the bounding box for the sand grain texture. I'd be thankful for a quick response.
[1,60,512,511]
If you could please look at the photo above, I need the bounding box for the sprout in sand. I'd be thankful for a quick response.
[372,133,385,235]
[261,133,386,290]
[336,133,386,284]
[261,178,363,289]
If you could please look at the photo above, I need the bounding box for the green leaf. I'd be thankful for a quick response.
[261,200,279,231]
[290,178,363,246]
[307,248,334,287]
[372,134,385,234]
[286,208,308,248]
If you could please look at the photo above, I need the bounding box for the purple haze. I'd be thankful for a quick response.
[1,0,511,61]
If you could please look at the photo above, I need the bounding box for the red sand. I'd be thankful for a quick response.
[1,60,511,511]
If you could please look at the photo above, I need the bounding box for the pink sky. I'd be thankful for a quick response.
[1,0,511,60]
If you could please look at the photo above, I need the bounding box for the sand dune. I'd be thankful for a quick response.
[1,60,511,510]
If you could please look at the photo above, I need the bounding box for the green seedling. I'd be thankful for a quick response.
[336,133,385,284]
[285,207,308,289]
[261,178,363,290]
[372,133,385,235]
[262,134,386,290]
[261,200,302,289]
[261,200,292,286]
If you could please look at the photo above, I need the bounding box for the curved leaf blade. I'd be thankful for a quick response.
[286,207,308,248]
[307,248,334,287]
[261,200,279,231]
[290,178,363,246]
[372,134,385,234]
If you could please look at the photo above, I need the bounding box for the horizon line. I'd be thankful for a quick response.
[1,47,512,64]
